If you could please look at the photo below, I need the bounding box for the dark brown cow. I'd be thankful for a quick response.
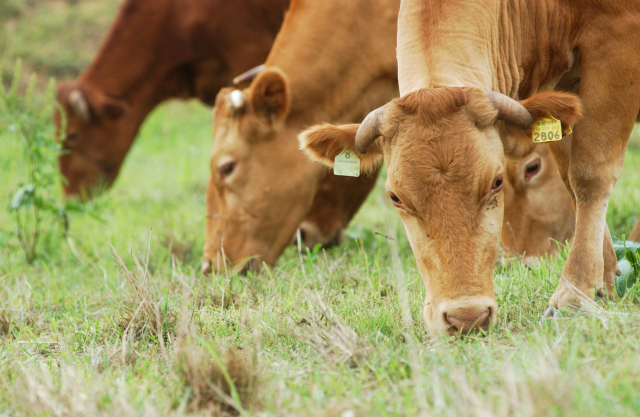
[56,0,289,197]
[301,0,640,334]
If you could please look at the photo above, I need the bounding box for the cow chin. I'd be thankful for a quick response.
[400,214,500,336]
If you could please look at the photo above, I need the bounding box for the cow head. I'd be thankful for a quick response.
[203,68,326,274]
[502,145,575,263]
[56,81,130,198]
[300,87,580,335]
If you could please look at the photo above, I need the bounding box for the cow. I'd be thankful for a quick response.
[202,0,400,274]
[55,0,289,198]
[502,145,575,262]
[300,0,640,334]
[202,0,579,274]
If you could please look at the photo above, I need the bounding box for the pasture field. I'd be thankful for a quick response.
[3,1,640,416]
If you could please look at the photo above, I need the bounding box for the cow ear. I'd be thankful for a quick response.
[519,91,582,129]
[298,123,384,175]
[249,67,290,126]
[499,92,581,158]
[98,96,128,121]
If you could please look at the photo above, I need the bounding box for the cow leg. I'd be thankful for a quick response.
[548,139,619,301]
[546,44,640,309]
[600,224,618,298]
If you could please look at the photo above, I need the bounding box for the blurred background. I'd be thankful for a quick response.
[1,0,121,88]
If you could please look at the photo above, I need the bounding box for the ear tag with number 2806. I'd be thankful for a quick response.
[532,116,564,143]
[334,148,360,177]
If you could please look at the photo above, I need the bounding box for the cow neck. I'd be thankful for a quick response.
[397,0,575,99]
[264,0,400,127]
[79,0,190,102]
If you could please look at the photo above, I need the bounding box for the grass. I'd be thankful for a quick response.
[2,1,640,415]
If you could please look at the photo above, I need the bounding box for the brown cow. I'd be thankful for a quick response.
[56,0,289,197]
[202,0,400,273]
[301,0,640,334]
[502,145,575,262]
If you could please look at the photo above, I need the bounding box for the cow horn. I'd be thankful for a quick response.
[486,91,532,129]
[355,107,387,154]
[232,64,265,86]
[68,89,91,123]
[228,89,247,112]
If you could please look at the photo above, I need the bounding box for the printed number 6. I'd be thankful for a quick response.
[555,131,560,140]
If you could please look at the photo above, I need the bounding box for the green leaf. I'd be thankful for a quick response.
[10,184,35,210]
[612,237,640,258]
[615,259,637,297]
[613,237,640,296]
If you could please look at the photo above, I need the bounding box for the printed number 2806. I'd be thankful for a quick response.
[534,130,561,142]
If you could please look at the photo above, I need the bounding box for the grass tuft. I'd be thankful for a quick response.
[290,291,369,367]
[110,239,176,348]
[175,336,259,415]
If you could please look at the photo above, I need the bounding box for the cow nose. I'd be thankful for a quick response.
[445,308,491,334]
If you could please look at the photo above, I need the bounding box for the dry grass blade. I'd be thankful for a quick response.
[289,291,368,366]
[109,242,176,346]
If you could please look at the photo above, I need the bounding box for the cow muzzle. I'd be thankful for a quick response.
[431,296,497,335]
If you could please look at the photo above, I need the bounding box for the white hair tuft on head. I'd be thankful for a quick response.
[228,90,247,112]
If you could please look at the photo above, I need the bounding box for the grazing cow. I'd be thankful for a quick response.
[55,0,289,197]
[301,0,640,334]
[202,0,400,273]
[502,145,575,262]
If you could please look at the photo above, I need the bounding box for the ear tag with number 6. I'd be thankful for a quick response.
[334,148,360,177]
[532,116,563,143]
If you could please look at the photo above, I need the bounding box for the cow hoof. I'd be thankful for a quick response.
[543,306,555,318]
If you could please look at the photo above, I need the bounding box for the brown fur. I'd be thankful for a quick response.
[56,0,289,197]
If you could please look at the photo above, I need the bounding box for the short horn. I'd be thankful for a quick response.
[487,91,532,129]
[355,107,386,154]
[233,64,265,86]
[68,89,91,123]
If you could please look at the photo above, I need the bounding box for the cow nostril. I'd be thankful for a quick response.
[445,308,491,334]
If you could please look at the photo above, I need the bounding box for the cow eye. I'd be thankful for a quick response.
[491,174,503,193]
[524,157,541,182]
[66,133,79,142]
[218,160,236,180]
[389,193,405,210]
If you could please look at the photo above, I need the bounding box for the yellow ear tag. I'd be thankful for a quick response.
[334,148,360,177]
[532,116,563,143]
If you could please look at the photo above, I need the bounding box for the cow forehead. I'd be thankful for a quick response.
[387,120,498,190]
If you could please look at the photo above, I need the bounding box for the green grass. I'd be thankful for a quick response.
[1,97,640,416]
[2,1,640,415]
